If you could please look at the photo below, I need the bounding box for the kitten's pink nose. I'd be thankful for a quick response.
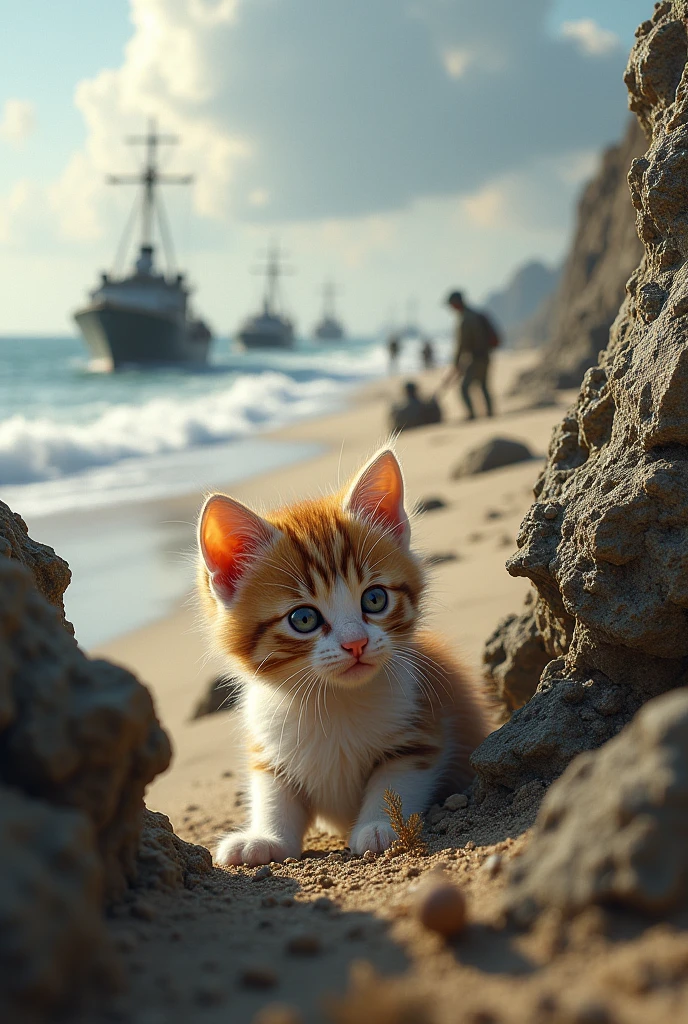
[341,638,368,661]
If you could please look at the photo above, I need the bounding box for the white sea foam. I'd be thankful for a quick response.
[0,371,346,486]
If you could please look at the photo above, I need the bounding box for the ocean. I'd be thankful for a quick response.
[0,333,448,645]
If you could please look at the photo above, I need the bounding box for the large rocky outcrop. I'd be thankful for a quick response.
[506,689,688,922]
[0,510,211,1020]
[475,1,688,790]
[514,118,645,393]
[0,499,74,634]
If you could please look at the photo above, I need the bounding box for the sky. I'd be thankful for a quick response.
[0,0,654,336]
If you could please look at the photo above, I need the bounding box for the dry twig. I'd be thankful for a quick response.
[383,788,427,856]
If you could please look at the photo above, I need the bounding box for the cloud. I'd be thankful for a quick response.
[560,19,620,57]
[0,99,36,146]
[45,0,630,238]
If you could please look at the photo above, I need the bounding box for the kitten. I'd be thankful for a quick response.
[197,448,493,866]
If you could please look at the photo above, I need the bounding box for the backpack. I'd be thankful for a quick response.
[478,311,501,350]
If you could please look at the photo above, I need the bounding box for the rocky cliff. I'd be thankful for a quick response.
[476,0,688,789]
[515,118,646,393]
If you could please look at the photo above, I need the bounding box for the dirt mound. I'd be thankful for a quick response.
[478,1,688,786]
[505,689,688,923]
[514,117,645,394]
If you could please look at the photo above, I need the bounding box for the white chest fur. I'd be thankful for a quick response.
[243,665,419,830]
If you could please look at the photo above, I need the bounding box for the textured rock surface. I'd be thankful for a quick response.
[506,689,688,921]
[482,589,551,717]
[450,437,533,478]
[0,557,172,901]
[0,499,74,634]
[515,118,645,392]
[135,810,213,890]
[0,513,210,1019]
[476,2,688,789]
[0,784,115,1022]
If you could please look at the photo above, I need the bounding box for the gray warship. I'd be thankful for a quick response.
[314,280,345,342]
[237,244,295,350]
[74,121,212,369]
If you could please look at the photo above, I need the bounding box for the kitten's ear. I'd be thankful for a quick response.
[344,449,410,548]
[199,494,277,603]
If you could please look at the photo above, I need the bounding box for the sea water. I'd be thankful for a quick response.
[0,333,447,644]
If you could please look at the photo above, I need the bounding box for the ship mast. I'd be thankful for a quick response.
[108,119,193,272]
[321,280,339,320]
[253,242,291,316]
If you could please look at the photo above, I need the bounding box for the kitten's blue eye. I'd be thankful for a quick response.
[361,586,388,614]
[288,606,322,634]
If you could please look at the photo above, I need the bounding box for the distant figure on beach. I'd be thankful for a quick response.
[388,334,401,374]
[438,290,499,420]
[390,380,441,433]
[421,338,435,370]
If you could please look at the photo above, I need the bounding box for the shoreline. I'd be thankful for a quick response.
[86,350,568,826]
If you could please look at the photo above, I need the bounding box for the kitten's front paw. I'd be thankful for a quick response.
[215,831,299,867]
[350,821,397,856]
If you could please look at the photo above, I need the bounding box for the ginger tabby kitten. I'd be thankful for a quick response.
[197,448,493,865]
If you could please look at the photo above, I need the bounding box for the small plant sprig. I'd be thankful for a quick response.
[383,787,427,856]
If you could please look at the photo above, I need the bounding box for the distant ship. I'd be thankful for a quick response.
[314,280,345,342]
[74,121,212,369]
[236,244,295,350]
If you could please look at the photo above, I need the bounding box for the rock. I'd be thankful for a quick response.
[0,783,115,1022]
[240,964,279,989]
[476,5,688,791]
[451,438,533,478]
[414,496,447,515]
[286,933,322,956]
[134,810,212,892]
[505,690,688,922]
[444,793,468,812]
[513,118,645,393]
[0,508,179,1020]
[482,589,552,718]
[191,674,242,719]
[254,865,272,881]
[413,874,467,938]
[0,557,171,900]
[0,499,74,634]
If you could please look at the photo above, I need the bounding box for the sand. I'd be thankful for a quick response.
[81,354,688,1023]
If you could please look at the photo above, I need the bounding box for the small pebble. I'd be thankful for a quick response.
[239,965,278,989]
[286,933,322,956]
[280,896,294,907]
[254,865,272,881]
[444,793,468,812]
[414,876,467,938]
[363,851,376,862]
[405,866,421,879]
[318,876,335,889]
[465,840,476,851]
[131,899,156,922]
[284,857,299,865]
[543,504,558,520]
[261,896,277,908]
[483,854,502,878]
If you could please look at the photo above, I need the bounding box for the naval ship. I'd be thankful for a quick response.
[74,121,212,369]
[236,244,295,350]
[314,280,345,342]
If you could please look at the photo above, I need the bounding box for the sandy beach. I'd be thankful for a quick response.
[92,351,566,841]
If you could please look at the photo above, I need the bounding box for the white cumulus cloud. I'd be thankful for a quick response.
[560,19,620,58]
[0,99,37,146]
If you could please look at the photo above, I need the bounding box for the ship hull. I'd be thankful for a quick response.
[237,322,294,351]
[75,303,211,369]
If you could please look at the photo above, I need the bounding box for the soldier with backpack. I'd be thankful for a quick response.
[437,290,499,420]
